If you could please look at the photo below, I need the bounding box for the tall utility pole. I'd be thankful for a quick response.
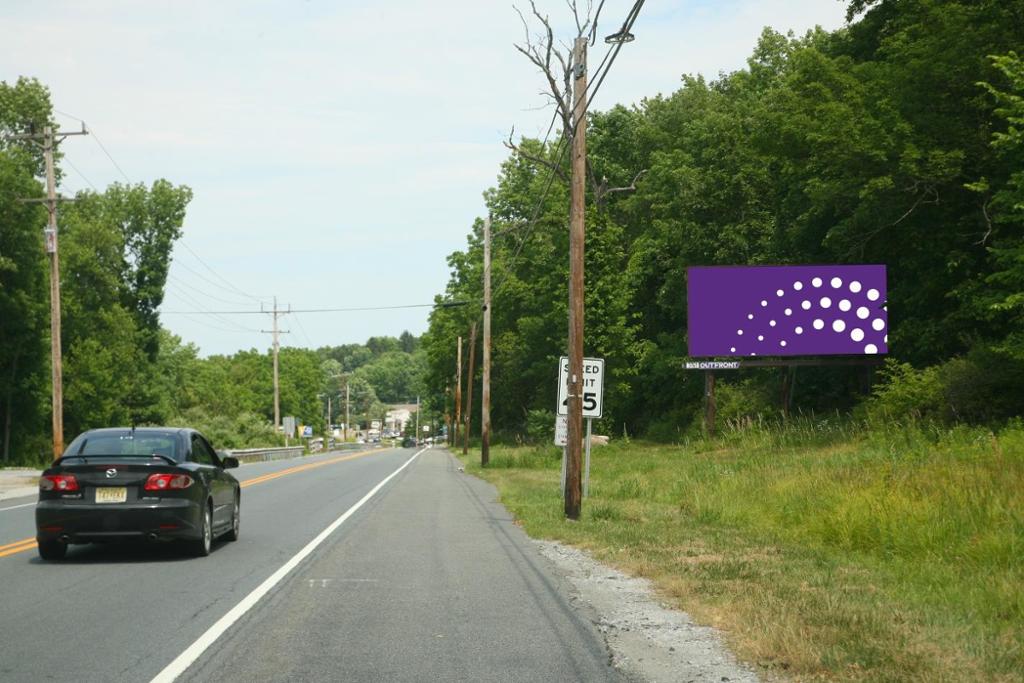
[462,322,478,456]
[415,395,420,444]
[261,297,290,432]
[565,36,588,519]
[5,124,89,460]
[454,335,463,449]
[345,381,350,442]
[481,216,492,466]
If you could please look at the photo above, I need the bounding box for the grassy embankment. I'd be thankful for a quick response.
[456,420,1023,682]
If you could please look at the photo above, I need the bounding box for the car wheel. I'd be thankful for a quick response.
[190,502,212,557]
[38,539,67,561]
[224,493,240,542]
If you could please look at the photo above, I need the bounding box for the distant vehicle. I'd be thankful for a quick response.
[35,427,241,560]
[402,436,416,448]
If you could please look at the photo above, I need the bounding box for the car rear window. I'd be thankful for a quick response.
[72,433,179,459]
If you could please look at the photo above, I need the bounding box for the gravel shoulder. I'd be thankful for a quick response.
[535,539,761,683]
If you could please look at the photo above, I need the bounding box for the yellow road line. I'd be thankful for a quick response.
[1,449,385,559]
[0,538,36,558]
[239,449,380,488]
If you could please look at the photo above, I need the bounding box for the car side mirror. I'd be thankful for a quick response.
[222,456,239,469]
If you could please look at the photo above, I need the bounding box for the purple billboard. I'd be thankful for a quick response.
[687,265,888,357]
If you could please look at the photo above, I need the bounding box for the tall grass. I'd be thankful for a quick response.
[461,419,1024,681]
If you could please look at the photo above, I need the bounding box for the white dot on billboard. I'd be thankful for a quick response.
[820,297,832,308]
[795,326,804,334]
[857,306,870,319]
[802,300,811,310]
[812,277,822,287]
[784,308,792,316]
[770,320,776,327]
[873,318,885,331]
[748,313,754,320]
[865,344,878,354]
[780,340,787,347]
[737,329,743,335]
[849,281,862,293]
[776,289,784,297]
[867,288,880,301]
[794,281,803,291]
[731,347,736,353]
[831,277,842,288]
[833,320,846,333]
[851,328,864,342]
[813,319,824,330]
[758,335,764,341]
[839,299,851,312]
[761,300,768,307]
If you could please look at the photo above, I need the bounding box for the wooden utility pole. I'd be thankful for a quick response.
[564,36,588,519]
[43,128,65,460]
[454,335,463,448]
[345,381,350,442]
[261,297,289,432]
[5,124,89,460]
[481,216,492,466]
[462,321,478,456]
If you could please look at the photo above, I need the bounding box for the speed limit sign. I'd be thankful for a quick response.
[557,356,604,418]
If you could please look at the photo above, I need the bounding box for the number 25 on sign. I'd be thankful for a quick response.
[557,356,605,418]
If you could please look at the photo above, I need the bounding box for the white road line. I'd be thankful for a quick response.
[149,447,426,683]
[0,501,36,512]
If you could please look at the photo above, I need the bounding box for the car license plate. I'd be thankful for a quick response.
[96,487,127,504]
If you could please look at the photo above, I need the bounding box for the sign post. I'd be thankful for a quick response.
[557,358,603,498]
[555,414,568,496]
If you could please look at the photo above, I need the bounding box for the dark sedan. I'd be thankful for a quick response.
[35,427,241,560]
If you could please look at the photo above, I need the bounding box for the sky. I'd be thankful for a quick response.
[2,0,849,357]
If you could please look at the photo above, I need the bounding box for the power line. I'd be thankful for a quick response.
[61,156,98,193]
[292,313,316,348]
[584,0,646,116]
[160,302,467,315]
[54,110,133,184]
[176,239,271,303]
[167,272,259,307]
[163,283,261,333]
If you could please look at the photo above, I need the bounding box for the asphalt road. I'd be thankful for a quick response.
[0,447,622,682]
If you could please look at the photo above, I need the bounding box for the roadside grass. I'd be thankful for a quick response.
[456,420,1024,682]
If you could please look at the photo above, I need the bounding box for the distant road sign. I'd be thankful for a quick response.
[557,356,604,418]
[554,415,568,446]
[302,425,313,437]
[283,416,296,438]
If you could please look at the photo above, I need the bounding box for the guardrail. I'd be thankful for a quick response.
[227,446,304,464]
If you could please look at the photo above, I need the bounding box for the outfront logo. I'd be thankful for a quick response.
[105,468,117,478]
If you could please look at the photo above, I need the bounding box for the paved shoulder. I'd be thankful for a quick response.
[185,448,623,682]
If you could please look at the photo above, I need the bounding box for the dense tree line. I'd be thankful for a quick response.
[422,0,1024,440]
[1,78,427,463]
[152,332,426,449]
[1,78,192,462]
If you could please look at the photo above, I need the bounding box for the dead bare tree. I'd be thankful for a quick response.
[510,0,645,205]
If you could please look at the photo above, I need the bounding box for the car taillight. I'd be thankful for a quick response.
[40,474,79,492]
[144,473,194,491]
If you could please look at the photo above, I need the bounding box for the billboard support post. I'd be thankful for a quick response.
[704,371,716,437]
